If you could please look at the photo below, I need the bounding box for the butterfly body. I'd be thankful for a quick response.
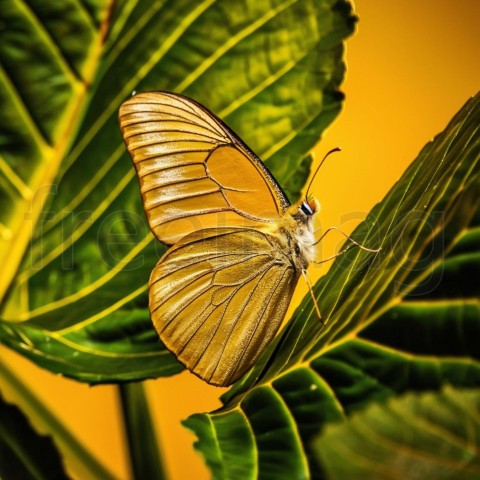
[281,199,319,270]
[119,91,318,386]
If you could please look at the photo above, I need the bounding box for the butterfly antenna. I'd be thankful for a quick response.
[305,147,342,199]
[302,270,324,326]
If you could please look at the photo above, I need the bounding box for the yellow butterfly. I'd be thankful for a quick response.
[119,92,325,386]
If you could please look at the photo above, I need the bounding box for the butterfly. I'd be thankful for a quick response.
[119,91,324,387]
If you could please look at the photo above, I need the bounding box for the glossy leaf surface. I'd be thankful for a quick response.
[316,386,480,480]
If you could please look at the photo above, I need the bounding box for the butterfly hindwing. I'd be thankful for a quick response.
[119,92,290,245]
[149,227,298,386]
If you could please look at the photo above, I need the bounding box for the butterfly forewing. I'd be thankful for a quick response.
[150,228,298,386]
[119,92,290,245]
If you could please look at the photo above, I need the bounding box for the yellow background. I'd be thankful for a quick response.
[1,1,479,479]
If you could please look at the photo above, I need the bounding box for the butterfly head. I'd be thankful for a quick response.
[299,197,320,217]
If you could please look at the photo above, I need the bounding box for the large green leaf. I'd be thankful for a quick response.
[315,386,480,479]
[0,358,116,479]
[184,94,480,479]
[0,1,355,382]
[0,393,69,480]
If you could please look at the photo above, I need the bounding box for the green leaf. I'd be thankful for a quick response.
[184,94,480,479]
[0,392,69,480]
[315,386,480,480]
[0,359,116,479]
[0,0,355,382]
[119,383,166,480]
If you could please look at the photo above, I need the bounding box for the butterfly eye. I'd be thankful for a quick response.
[300,201,314,216]
[294,244,301,255]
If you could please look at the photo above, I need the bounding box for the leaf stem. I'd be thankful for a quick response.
[119,382,167,480]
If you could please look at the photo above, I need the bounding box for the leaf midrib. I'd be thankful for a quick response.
[0,9,113,305]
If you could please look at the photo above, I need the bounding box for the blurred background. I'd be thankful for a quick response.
[1,1,479,479]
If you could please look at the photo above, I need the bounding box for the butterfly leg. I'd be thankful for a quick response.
[312,244,357,264]
[301,269,324,325]
[312,225,380,253]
